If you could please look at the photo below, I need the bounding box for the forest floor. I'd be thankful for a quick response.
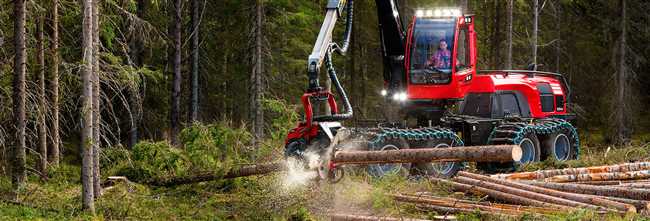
[1,139,649,220]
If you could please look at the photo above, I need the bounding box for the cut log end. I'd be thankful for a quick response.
[511,145,523,162]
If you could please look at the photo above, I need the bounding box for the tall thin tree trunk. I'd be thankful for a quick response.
[189,0,200,123]
[12,0,27,194]
[170,0,182,145]
[81,0,95,213]
[555,1,561,73]
[36,14,48,174]
[91,0,102,198]
[49,0,61,166]
[506,0,513,69]
[614,0,628,145]
[532,0,539,67]
[250,0,264,147]
[493,0,501,68]
[127,0,147,148]
[459,0,469,13]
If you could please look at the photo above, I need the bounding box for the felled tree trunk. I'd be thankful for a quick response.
[521,180,650,201]
[452,176,603,210]
[431,178,571,210]
[545,170,650,183]
[492,162,650,180]
[149,162,285,186]
[332,145,521,165]
[330,213,434,221]
[457,171,635,213]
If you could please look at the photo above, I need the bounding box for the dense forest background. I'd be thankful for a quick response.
[0,0,649,161]
[0,0,649,217]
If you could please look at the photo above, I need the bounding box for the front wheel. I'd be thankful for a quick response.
[367,138,411,177]
[411,138,463,178]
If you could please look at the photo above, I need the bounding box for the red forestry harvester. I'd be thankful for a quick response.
[284,0,579,179]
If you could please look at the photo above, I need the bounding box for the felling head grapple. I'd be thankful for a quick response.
[285,1,580,180]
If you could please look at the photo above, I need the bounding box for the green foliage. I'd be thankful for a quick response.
[179,122,251,171]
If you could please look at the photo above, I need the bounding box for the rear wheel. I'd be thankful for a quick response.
[367,138,411,177]
[477,123,541,173]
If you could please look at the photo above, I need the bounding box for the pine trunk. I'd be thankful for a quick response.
[491,162,650,180]
[36,14,48,175]
[127,0,147,148]
[81,0,95,213]
[522,180,650,201]
[49,0,61,166]
[614,0,628,144]
[149,162,285,186]
[330,213,431,221]
[332,145,522,165]
[452,176,603,210]
[91,0,101,198]
[189,0,200,123]
[532,0,539,67]
[431,178,571,210]
[458,171,635,213]
[170,0,182,145]
[545,170,650,183]
[506,0,513,69]
[12,0,27,192]
[250,0,264,147]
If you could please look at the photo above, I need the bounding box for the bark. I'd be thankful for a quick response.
[188,0,200,123]
[554,1,561,73]
[92,0,101,198]
[506,0,513,69]
[521,180,650,201]
[332,145,522,165]
[12,0,27,193]
[81,0,95,213]
[491,162,650,180]
[452,176,604,211]
[614,0,629,144]
[618,183,650,188]
[459,0,469,13]
[457,171,635,213]
[169,0,182,145]
[545,170,650,183]
[584,195,650,211]
[250,0,264,147]
[36,14,48,175]
[392,194,552,216]
[149,162,285,186]
[430,178,571,209]
[492,0,501,68]
[532,0,539,67]
[330,214,434,221]
[49,0,61,166]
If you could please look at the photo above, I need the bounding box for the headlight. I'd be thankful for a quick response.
[392,92,408,102]
[380,89,387,96]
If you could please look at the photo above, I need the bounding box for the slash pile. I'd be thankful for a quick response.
[391,162,650,218]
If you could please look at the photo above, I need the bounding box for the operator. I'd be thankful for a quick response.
[427,39,451,69]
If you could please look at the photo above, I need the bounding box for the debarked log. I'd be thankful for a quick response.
[452,176,605,211]
[545,170,650,183]
[520,180,650,201]
[491,162,650,180]
[149,162,286,186]
[457,171,635,213]
[401,193,560,214]
[332,145,521,165]
[430,178,572,210]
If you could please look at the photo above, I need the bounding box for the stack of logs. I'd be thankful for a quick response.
[396,162,650,218]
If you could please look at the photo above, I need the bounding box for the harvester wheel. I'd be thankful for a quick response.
[542,133,571,161]
[367,138,411,177]
[411,139,462,178]
[517,133,541,164]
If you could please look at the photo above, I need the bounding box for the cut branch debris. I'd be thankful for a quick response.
[492,162,650,180]
[457,171,635,213]
[332,145,521,165]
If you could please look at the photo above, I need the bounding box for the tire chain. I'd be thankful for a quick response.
[368,127,464,150]
[487,118,580,159]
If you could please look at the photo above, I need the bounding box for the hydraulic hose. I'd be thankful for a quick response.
[313,49,353,122]
[331,0,353,55]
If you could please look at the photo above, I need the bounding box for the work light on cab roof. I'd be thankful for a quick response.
[415,8,462,18]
